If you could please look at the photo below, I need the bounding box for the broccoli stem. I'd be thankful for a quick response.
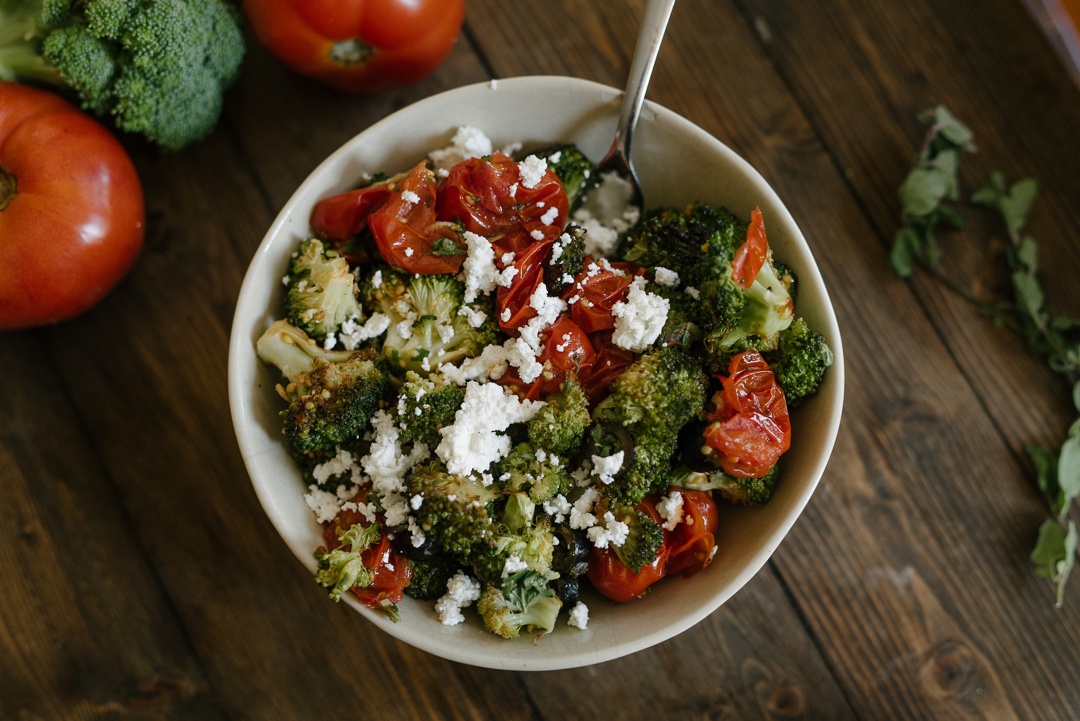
[0,4,62,86]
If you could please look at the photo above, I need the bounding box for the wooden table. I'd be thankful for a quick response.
[4,0,1079,718]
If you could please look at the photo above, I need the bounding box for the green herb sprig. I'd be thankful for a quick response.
[893,107,1080,606]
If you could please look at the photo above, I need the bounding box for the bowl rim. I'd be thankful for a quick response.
[228,74,845,670]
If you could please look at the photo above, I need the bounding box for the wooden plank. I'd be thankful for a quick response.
[0,332,226,720]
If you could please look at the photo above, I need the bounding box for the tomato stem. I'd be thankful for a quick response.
[328,38,375,67]
[0,166,16,212]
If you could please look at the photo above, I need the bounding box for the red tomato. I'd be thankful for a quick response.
[565,261,633,333]
[579,330,636,405]
[0,82,144,330]
[499,315,596,399]
[664,490,719,576]
[732,206,768,289]
[368,161,465,275]
[323,496,412,612]
[496,235,554,333]
[587,543,671,603]
[437,152,569,254]
[310,183,391,240]
[242,0,466,92]
[703,350,790,477]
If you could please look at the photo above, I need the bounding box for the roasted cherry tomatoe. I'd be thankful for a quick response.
[242,0,466,92]
[0,82,144,330]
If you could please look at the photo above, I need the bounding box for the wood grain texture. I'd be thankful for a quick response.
[1,0,1077,718]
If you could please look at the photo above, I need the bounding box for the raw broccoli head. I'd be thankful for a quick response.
[523,144,594,209]
[766,317,833,408]
[498,442,574,504]
[526,376,591,457]
[256,320,389,457]
[5,0,246,150]
[610,504,665,573]
[360,266,499,376]
[395,371,465,450]
[285,238,365,345]
[544,225,588,295]
[405,461,497,557]
[313,522,382,602]
[591,346,709,506]
[476,571,563,640]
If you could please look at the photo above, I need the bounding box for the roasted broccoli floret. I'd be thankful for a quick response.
[610,504,665,573]
[256,320,389,457]
[359,266,498,376]
[285,238,365,346]
[647,279,703,350]
[313,522,382,603]
[687,464,780,506]
[0,0,245,150]
[476,570,563,640]
[704,255,794,369]
[401,543,460,600]
[524,144,594,209]
[469,505,558,585]
[526,376,591,456]
[544,224,588,294]
[394,371,465,450]
[405,461,497,557]
[590,346,708,506]
[498,442,574,503]
[766,317,833,408]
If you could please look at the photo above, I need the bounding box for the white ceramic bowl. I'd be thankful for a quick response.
[228,76,844,671]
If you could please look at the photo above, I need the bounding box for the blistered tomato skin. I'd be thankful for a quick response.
[0,82,145,330]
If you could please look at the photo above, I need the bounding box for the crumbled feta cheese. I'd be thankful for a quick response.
[540,206,559,226]
[459,305,488,328]
[435,571,482,626]
[543,494,572,524]
[501,252,516,265]
[611,276,669,352]
[654,267,680,287]
[587,511,630,548]
[571,172,641,257]
[410,493,424,510]
[530,228,546,241]
[518,155,547,189]
[461,231,499,303]
[684,286,701,300]
[404,246,414,257]
[371,269,383,288]
[501,554,529,578]
[489,78,499,90]
[547,150,563,164]
[569,487,600,530]
[568,602,589,630]
[400,189,421,204]
[338,313,390,350]
[435,381,545,475]
[304,486,345,524]
[656,490,685,531]
[591,450,624,485]
[500,306,512,323]
[429,127,493,173]
[361,410,429,526]
[312,447,363,486]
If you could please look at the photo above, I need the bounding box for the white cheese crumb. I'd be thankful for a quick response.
[404,246,414,257]
[435,381,545,475]
[461,230,499,303]
[400,189,421,204]
[653,267,680,287]
[518,155,547,189]
[435,571,482,626]
[656,490,685,531]
[569,487,600,530]
[457,304,487,328]
[591,450,624,485]
[429,127,493,173]
[542,494,572,524]
[501,554,529,578]
[684,286,701,300]
[540,206,559,226]
[587,511,630,548]
[489,78,499,90]
[568,602,589,630]
[611,276,669,352]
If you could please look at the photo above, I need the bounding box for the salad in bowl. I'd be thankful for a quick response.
[229,76,843,670]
